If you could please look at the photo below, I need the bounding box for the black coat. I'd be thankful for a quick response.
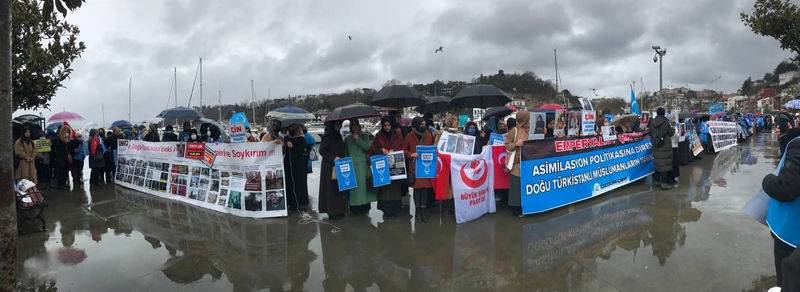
[143,132,160,142]
[318,133,347,215]
[763,138,800,202]
[162,131,179,142]
[648,116,676,173]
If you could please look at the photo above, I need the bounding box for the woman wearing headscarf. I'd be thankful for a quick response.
[370,116,406,219]
[186,129,201,142]
[143,124,160,142]
[504,111,529,216]
[162,125,179,142]
[104,127,120,183]
[260,120,284,145]
[15,128,38,183]
[464,121,482,154]
[88,129,107,186]
[52,124,73,189]
[69,133,86,187]
[318,121,348,219]
[404,117,435,222]
[345,119,376,215]
[284,124,309,211]
[179,121,193,142]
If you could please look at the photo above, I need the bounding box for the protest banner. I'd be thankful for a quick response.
[458,114,469,127]
[34,138,51,153]
[519,132,654,214]
[387,151,407,180]
[491,145,509,189]
[489,133,505,145]
[115,140,287,218]
[529,112,546,140]
[334,157,357,191]
[581,110,596,136]
[432,153,452,200]
[450,147,496,223]
[185,142,205,160]
[370,155,391,187]
[229,123,247,143]
[707,121,738,152]
[415,145,437,179]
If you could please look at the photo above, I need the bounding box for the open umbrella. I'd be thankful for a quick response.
[610,114,638,126]
[13,114,44,125]
[537,103,564,110]
[157,106,203,121]
[414,96,451,114]
[325,103,381,122]
[482,106,514,120]
[110,120,133,129]
[370,85,426,108]
[784,99,800,110]
[266,105,315,128]
[450,84,512,109]
[48,111,83,123]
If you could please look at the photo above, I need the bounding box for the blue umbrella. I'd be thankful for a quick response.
[785,99,800,110]
[157,106,203,120]
[110,120,133,129]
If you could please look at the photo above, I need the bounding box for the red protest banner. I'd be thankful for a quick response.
[185,142,205,160]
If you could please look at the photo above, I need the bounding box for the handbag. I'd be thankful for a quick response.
[505,128,517,171]
[309,148,319,161]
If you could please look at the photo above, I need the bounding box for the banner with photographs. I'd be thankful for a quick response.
[567,111,582,136]
[554,109,567,138]
[707,121,738,152]
[115,140,287,218]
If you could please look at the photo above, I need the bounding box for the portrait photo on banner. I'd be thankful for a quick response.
[529,112,546,140]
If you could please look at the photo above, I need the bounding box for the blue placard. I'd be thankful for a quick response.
[489,133,505,145]
[334,157,357,191]
[709,103,724,115]
[604,114,614,122]
[370,155,391,187]
[415,145,437,179]
[520,135,654,214]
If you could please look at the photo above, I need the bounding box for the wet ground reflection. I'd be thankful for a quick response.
[16,133,781,291]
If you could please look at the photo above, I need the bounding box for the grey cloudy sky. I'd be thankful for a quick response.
[18,0,793,124]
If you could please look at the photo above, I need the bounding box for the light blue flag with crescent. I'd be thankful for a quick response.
[630,85,641,115]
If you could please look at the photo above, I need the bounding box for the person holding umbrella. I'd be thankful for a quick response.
[344,119,376,216]
[318,121,348,220]
[283,123,309,212]
[370,116,406,219]
[403,117,435,222]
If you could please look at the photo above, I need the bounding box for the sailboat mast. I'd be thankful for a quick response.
[218,89,222,122]
[128,76,132,120]
[173,67,178,107]
[199,57,203,108]
[101,103,106,126]
[250,80,257,124]
[267,87,271,114]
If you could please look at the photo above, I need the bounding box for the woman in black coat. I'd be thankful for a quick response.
[318,121,348,219]
[283,124,309,211]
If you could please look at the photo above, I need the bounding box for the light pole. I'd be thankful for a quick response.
[652,45,666,110]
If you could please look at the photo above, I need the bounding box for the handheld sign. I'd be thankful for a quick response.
[229,123,247,143]
[34,138,51,153]
[335,157,357,191]
[581,110,596,136]
[370,155,391,187]
[489,133,505,145]
[415,145,437,179]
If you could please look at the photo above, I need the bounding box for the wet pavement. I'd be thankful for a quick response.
[16,132,782,291]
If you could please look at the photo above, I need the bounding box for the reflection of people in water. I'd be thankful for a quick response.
[534,115,545,134]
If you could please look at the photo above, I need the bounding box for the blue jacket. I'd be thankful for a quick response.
[765,136,800,247]
[74,140,88,161]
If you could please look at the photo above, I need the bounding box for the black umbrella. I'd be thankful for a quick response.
[13,114,44,125]
[325,103,381,122]
[110,120,133,129]
[482,106,513,120]
[450,84,512,109]
[157,106,203,121]
[370,85,426,108]
[414,96,451,114]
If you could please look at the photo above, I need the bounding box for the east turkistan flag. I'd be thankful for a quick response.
[630,85,641,115]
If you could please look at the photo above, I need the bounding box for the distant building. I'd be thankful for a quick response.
[758,87,777,98]
[509,98,526,110]
[726,95,747,111]
[780,71,800,85]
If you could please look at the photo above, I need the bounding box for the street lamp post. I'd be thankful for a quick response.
[652,45,667,110]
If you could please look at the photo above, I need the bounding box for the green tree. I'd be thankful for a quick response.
[741,0,800,61]
[774,60,799,75]
[12,0,85,110]
[741,77,754,95]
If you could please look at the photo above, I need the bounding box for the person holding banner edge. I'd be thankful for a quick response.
[319,121,348,220]
[370,116,406,219]
[404,117,435,223]
[504,110,529,216]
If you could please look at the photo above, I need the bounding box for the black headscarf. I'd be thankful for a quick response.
[507,118,517,129]
[380,116,395,138]
[323,121,342,139]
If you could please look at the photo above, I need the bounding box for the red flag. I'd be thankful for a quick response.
[492,145,509,189]
[433,152,451,200]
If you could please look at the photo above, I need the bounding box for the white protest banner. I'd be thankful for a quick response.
[707,121,738,152]
[450,146,496,224]
[438,131,476,155]
[229,123,247,143]
[115,140,287,218]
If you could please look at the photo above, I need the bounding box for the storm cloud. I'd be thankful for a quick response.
[21,0,792,123]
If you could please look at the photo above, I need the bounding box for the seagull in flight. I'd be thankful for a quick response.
[434,46,444,53]
[347,35,352,41]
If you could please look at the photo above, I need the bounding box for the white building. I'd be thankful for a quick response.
[780,71,800,85]
[725,95,747,111]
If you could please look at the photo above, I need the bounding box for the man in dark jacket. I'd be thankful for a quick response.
[648,107,676,190]
[762,136,800,288]
[143,124,160,142]
[162,125,179,142]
